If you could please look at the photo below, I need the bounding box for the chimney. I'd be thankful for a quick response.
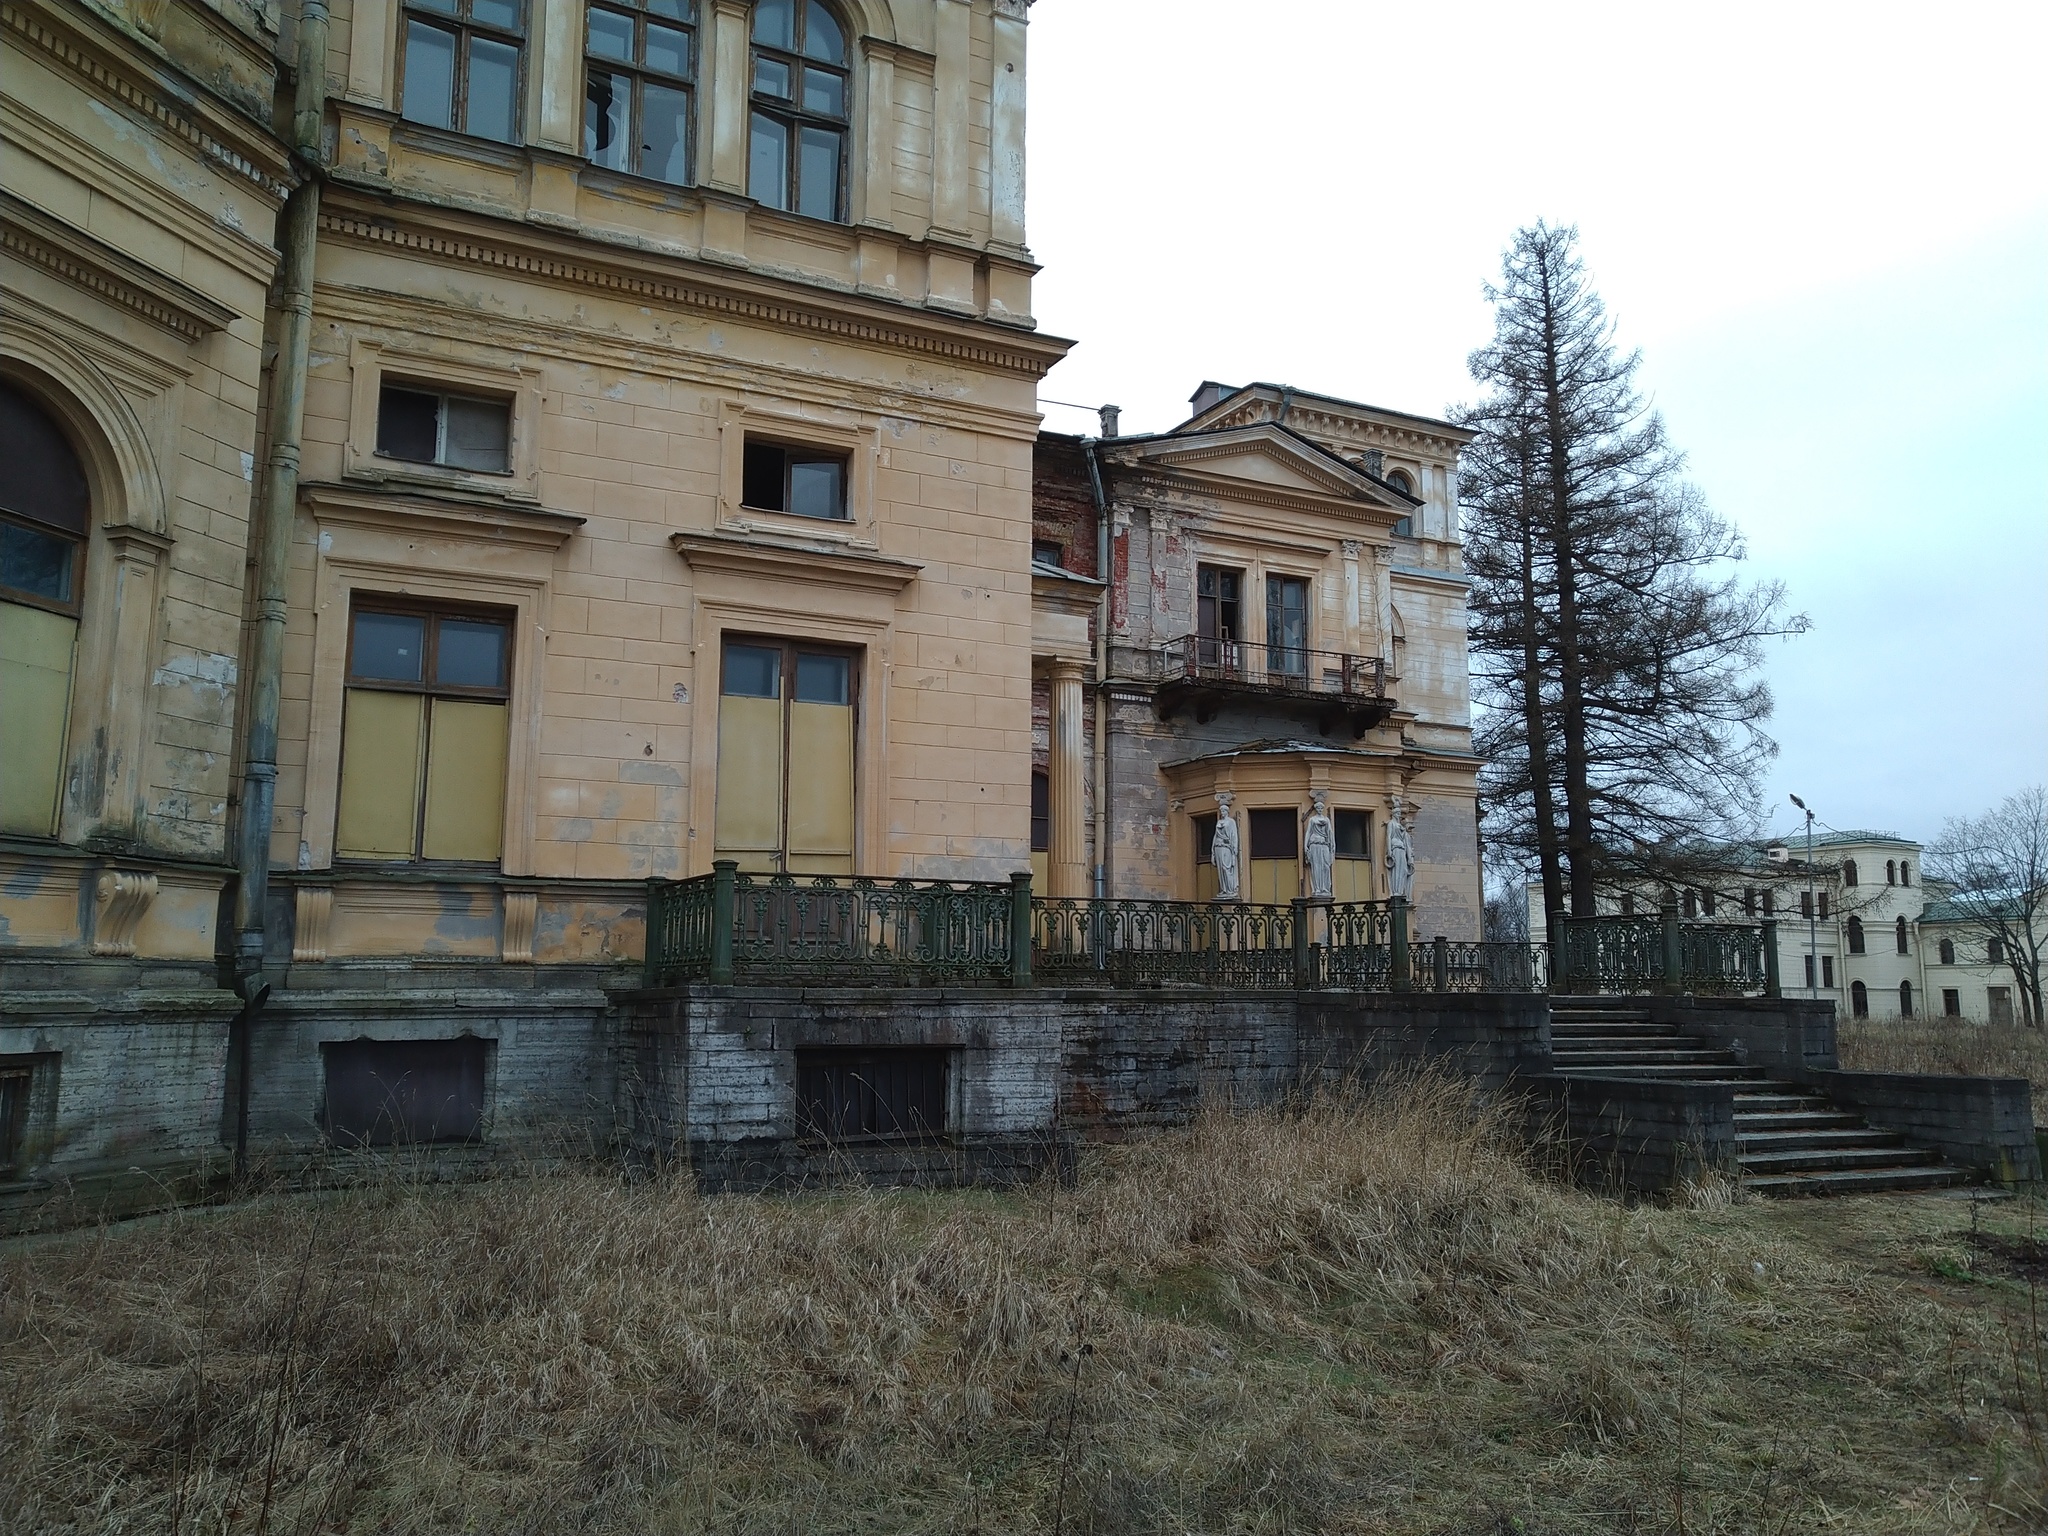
[1097,403,1121,439]
[1187,381,1233,417]
[1363,449,1385,478]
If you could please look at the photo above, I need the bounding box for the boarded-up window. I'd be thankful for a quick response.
[1247,807,1296,905]
[0,1054,53,1176]
[0,383,88,837]
[796,1049,947,1143]
[335,602,511,864]
[714,639,856,875]
[322,1036,489,1147]
[1332,809,1373,902]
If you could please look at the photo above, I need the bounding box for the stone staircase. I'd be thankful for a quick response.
[1550,998,1967,1196]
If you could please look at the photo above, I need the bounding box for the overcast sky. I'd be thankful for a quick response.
[1024,0,2047,853]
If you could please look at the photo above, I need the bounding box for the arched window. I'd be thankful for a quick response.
[1851,980,1868,1018]
[1899,980,1913,1017]
[1386,468,1414,496]
[1900,860,1911,887]
[585,0,698,185]
[1939,937,1955,965]
[1894,916,1908,955]
[1847,916,1865,954]
[749,0,849,221]
[0,380,89,837]
[1842,859,1858,887]
[1886,859,1896,885]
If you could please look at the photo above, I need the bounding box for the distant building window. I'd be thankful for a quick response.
[1803,954,1814,989]
[1682,889,1698,919]
[335,602,512,864]
[585,0,697,184]
[1386,468,1415,536]
[1886,859,1896,885]
[376,384,512,473]
[1819,892,1830,919]
[1989,938,2005,965]
[1762,889,1775,916]
[1743,887,1756,916]
[1702,890,1717,917]
[1029,769,1049,854]
[1620,892,1636,917]
[1032,540,1064,569]
[1899,980,1914,1017]
[1895,916,1909,955]
[1989,987,2015,1026]
[749,0,849,221]
[1851,979,1868,1018]
[1822,955,1834,988]
[1800,890,1813,921]
[1842,859,1858,887]
[742,438,848,519]
[322,1036,490,1147]
[1942,988,1961,1017]
[401,0,524,142]
[1847,916,1865,954]
[1900,860,1911,887]
[1939,938,1955,965]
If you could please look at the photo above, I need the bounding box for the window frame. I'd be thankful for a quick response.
[337,596,515,866]
[1265,572,1310,675]
[748,0,852,222]
[398,0,528,142]
[583,0,698,185]
[714,634,861,875]
[0,508,85,620]
[740,436,851,521]
[374,381,516,476]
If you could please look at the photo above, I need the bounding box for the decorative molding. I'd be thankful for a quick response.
[672,529,924,593]
[300,481,585,549]
[317,211,1064,377]
[501,887,537,963]
[90,869,158,956]
[292,885,333,962]
[0,191,237,342]
[0,2,294,201]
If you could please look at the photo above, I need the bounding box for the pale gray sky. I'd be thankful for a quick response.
[1025,0,2047,850]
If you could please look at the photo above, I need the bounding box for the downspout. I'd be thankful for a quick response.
[1084,439,1110,899]
[230,0,328,1163]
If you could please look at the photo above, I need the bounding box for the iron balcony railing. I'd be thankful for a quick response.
[647,868,1550,996]
[1157,635,1388,700]
[1549,912,1780,997]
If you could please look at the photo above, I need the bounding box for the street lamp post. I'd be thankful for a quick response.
[1790,794,1817,999]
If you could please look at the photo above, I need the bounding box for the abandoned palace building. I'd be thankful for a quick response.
[9,0,2022,1214]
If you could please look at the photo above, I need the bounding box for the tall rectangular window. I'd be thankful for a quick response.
[1266,574,1308,677]
[749,0,849,220]
[402,0,524,143]
[713,639,856,875]
[1247,806,1296,904]
[335,602,512,864]
[1332,808,1373,902]
[584,0,696,184]
[1821,955,1834,988]
[1196,564,1242,668]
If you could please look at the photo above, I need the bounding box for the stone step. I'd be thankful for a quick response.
[1734,1110,1868,1132]
[1739,1145,1932,1173]
[1746,1165,1970,1197]
[1550,1025,1684,1043]
[1553,1063,1767,1081]
[1551,1010,1656,1024]
[1732,1093,1831,1113]
[1552,1048,1744,1067]
[1737,1128,1903,1153]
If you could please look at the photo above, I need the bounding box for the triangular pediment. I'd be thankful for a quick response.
[1108,424,1412,515]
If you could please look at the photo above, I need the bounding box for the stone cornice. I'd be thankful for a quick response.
[0,190,238,342]
[1,0,294,201]
[672,529,924,592]
[317,204,1072,379]
[301,482,586,549]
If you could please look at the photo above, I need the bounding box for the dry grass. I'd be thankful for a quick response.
[1840,1018,2048,1125]
[4,1073,2045,1535]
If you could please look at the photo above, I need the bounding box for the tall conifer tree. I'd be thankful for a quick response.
[1458,224,1806,918]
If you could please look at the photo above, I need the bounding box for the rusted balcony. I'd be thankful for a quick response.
[1153,635,1395,737]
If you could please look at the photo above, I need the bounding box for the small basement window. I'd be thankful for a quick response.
[743,438,847,520]
[322,1036,490,1147]
[376,384,512,472]
[0,1054,56,1178]
[796,1049,948,1143]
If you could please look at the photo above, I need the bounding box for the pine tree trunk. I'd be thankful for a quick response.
[1517,516,1564,924]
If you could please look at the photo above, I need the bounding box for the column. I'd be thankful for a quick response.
[1049,658,1088,898]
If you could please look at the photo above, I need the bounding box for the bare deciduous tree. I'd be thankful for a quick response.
[1458,223,1808,918]
[1924,786,2047,1027]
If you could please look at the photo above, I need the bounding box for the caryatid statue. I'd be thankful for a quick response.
[1302,790,1335,901]
[1210,792,1241,902]
[1386,795,1415,902]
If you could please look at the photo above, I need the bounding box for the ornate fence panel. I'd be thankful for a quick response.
[1680,923,1769,996]
[1552,913,1772,996]
[1553,916,1665,994]
[644,874,717,988]
[1317,900,1393,990]
[1032,898,1298,989]
[645,869,1018,988]
[1434,940,1545,993]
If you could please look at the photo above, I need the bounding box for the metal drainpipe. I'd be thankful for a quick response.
[1084,439,1110,899]
[229,0,327,1169]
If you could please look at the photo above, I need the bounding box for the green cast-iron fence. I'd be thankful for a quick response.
[1550,911,1779,997]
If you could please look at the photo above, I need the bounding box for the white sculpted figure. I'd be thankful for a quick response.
[1303,791,1335,901]
[1386,796,1415,902]
[1210,792,1241,901]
